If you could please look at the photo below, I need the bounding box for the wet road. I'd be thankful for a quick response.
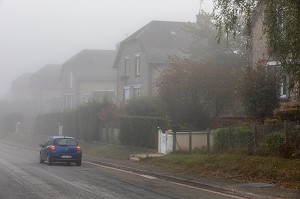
[0,143,245,199]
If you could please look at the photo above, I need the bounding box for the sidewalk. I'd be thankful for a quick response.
[84,154,300,199]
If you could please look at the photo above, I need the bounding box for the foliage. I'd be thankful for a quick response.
[276,143,295,158]
[119,116,169,149]
[62,109,79,138]
[125,97,163,117]
[266,132,285,154]
[77,100,118,142]
[156,57,239,130]
[213,0,300,95]
[34,100,118,141]
[237,64,280,121]
[0,113,23,134]
[189,12,249,66]
[34,113,62,136]
[274,102,300,122]
[213,125,254,153]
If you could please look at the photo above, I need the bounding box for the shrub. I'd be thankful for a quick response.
[274,102,300,122]
[213,125,253,153]
[119,116,169,149]
[0,113,23,134]
[266,132,285,154]
[34,113,62,135]
[62,109,79,138]
[276,143,295,158]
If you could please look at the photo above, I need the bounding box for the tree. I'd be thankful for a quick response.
[156,57,238,130]
[124,97,162,117]
[237,63,280,122]
[189,12,249,66]
[213,0,300,95]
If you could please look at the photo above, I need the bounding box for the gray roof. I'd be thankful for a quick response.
[62,49,116,81]
[114,20,194,67]
[10,73,33,94]
[31,64,62,89]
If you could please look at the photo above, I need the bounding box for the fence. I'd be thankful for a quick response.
[158,129,213,154]
[214,121,300,155]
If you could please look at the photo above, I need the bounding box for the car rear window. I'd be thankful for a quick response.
[54,138,77,146]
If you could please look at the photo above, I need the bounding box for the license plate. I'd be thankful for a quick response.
[61,155,72,158]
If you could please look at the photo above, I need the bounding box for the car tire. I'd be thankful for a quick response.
[76,160,81,166]
[46,156,52,165]
[39,154,44,163]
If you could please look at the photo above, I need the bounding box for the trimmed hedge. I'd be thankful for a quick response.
[213,126,254,153]
[119,116,169,149]
[274,102,300,122]
[34,112,62,136]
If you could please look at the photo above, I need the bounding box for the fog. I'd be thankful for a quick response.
[0,0,212,98]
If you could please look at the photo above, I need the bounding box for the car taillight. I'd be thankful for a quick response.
[49,145,56,150]
[77,146,81,151]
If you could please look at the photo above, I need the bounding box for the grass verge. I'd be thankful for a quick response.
[143,152,300,190]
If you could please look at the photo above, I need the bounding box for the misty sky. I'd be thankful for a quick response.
[0,0,213,98]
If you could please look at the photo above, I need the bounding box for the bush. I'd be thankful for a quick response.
[266,132,285,154]
[274,102,300,122]
[62,109,79,138]
[34,113,62,135]
[119,116,169,149]
[0,113,23,134]
[213,125,254,153]
[276,143,295,158]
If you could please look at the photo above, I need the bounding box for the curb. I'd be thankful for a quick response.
[83,158,267,199]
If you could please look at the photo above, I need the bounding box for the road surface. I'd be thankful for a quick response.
[0,142,245,199]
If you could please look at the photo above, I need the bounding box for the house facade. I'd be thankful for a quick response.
[250,8,290,100]
[113,20,193,104]
[30,64,63,114]
[60,49,116,110]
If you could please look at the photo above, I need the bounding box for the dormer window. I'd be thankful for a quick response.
[135,55,140,76]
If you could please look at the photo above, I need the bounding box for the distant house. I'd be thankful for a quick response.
[113,20,193,104]
[250,7,290,100]
[10,73,33,100]
[60,49,116,110]
[30,64,63,114]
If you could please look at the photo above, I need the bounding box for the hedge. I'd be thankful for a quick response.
[119,116,169,149]
[34,112,62,136]
[213,125,254,153]
[274,102,300,122]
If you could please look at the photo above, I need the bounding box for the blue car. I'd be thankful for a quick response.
[39,136,82,166]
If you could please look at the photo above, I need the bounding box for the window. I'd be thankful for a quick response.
[133,84,141,98]
[80,93,91,104]
[54,138,77,146]
[64,94,73,109]
[123,86,130,102]
[267,61,289,99]
[70,72,73,88]
[124,57,129,77]
[135,56,140,76]
[280,75,288,99]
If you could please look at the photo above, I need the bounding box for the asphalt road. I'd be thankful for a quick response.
[0,142,246,199]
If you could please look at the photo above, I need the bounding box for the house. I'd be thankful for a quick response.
[60,49,116,110]
[249,7,290,100]
[113,20,193,104]
[30,64,63,114]
[10,73,33,100]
